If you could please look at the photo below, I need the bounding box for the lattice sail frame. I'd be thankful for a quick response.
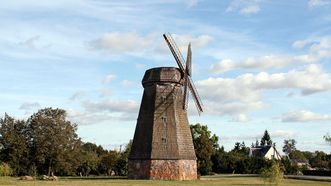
[163,33,203,114]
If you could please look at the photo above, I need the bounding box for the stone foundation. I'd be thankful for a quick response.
[128,159,197,180]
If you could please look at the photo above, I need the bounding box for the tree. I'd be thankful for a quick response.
[231,141,249,155]
[99,152,118,176]
[310,151,329,169]
[260,130,272,146]
[324,133,331,145]
[283,139,296,155]
[78,150,100,176]
[281,157,298,175]
[289,150,306,161]
[0,162,13,176]
[27,108,82,176]
[0,114,29,175]
[261,161,283,184]
[255,140,259,147]
[190,123,219,175]
[82,142,108,157]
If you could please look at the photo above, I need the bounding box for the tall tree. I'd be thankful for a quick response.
[282,139,296,155]
[324,133,331,145]
[27,108,81,176]
[255,140,259,147]
[190,123,219,175]
[0,114,29,175]
[260,130,272,146]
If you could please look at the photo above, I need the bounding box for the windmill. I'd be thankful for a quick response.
[163,33,203,114]
[128,33,203,180]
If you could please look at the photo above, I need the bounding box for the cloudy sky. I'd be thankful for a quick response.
[0,0,330,152]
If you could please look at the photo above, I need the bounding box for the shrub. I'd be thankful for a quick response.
[261,162,283,185]
[0,162,13,176]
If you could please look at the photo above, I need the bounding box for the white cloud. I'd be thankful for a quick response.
[172,34,213,49]
[69,91,85,101]
[199,64,331,116]
[19,102,41,110]
[231,114,249,122]
[89,32,156,55]
[295,37,331,63]
[67,109,115,125]
[82,99,139,114]
[240,4,260,14]
[99,88,113,98]
[271,130,296,139]
[18,35,40,49]
[210,37,331,73]
[88,32,213,56]
[226,0,262,15]
[102,74,116,84]
[186,0,199,8]
[210,56,293,73]
[121,80,132,87]
[308,0,330,7]
[67,99,139,125]
[281,110,331,122]
[292,39,314,49]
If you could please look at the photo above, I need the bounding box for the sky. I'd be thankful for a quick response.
[0,0,330,153]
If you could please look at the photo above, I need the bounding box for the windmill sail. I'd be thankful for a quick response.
[186,43,192,76]
[163,33,203,114]
[163,33,185,71]
[188,76,203,114]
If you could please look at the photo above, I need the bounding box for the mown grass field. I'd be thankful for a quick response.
[1,175,331,186]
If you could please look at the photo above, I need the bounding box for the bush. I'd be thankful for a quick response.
[0,162,13,176]
[261,162,283,185]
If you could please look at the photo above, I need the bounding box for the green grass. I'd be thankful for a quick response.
[0,175,330,186]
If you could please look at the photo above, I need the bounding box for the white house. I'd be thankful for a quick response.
[249,145,282,160]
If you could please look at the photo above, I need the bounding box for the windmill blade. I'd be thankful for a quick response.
[183,74,189,110]
[163,33,185,73]
[164,33,203,114]
[188,77,203,114]
[186,43,192,76]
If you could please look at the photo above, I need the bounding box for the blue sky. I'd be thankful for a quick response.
[0,0,330,153]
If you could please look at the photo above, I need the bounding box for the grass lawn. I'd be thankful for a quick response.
[0,175,330,186]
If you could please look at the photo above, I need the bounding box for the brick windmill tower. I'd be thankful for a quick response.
[128,33,203,180]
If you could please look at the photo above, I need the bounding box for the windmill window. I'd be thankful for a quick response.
[161,96,166,102]
[161,116,167,123]
[161,137,167,144]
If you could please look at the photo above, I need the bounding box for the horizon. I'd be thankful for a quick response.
[0,0,330,153]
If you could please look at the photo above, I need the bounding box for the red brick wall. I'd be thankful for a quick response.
[128,159,197,180]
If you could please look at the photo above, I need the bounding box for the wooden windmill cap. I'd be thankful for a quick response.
[142,67,182,87]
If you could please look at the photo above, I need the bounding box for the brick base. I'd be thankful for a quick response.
[128,159,197,180]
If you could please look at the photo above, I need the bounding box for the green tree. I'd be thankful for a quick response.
[231,141,249,155]
[289,150,306,161]
[283,139,296,155]
[260,130,272,146]
[82,142,108,157]
[261,161,283,185]
[310,151,329,169]
[78,150,100,176]
[0,114,29,175]
[190,123,219,175]
[324,133,331,145]
[27,108,82,176]
[281,157,298,175]
[99,152,118,175]
[0,162,13,176]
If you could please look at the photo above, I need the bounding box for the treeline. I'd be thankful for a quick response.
[190,124,331,175]
[0,108,129,176]
[1,108,330,177]
[191,124,274,175]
